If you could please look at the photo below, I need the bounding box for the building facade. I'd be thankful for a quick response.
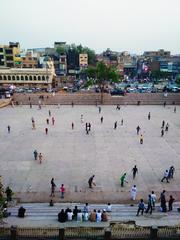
[0,68,55,88]
[0,42,20,68]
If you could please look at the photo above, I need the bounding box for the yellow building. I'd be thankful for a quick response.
[0,42,21,67]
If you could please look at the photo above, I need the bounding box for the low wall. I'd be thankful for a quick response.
[0,224,180,240]
[12,92,180,105]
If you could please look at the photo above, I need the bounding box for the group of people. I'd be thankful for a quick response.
[161,166,175,183]
[58,203,110,222]
[136,190,175,216]
[50,178,65,198]
[33,150,43,164]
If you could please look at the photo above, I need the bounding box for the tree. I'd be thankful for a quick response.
[86,61,119,103]
[175,75,180,85]
[56,46,66,55]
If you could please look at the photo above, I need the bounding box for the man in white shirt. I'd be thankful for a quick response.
[131,185,137,200]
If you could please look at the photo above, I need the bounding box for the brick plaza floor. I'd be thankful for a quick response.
[0,105,179,203]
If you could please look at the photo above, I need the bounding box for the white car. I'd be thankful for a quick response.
[5,91,11,98]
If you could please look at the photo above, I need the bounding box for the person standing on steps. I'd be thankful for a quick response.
[72,122,74,130]
[148,112,151,120]
[136,199,145,216]
[121,119,123,126]
[161,129,164,137]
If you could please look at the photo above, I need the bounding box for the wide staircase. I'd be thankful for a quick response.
[13,93,180,105]
[7,202,179,224]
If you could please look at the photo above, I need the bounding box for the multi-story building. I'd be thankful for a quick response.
[0,59,56,88]
[0,68,54,88]
[143,49,171,59]
[0,42,20,68]
[79,53,88,69]
[21,52,38,68]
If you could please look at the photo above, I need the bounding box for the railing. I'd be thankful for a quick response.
[1,225,180,240]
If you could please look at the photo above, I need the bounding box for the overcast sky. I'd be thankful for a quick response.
[1,0,180,54]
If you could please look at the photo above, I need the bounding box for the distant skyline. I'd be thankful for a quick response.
[1,0,180,54]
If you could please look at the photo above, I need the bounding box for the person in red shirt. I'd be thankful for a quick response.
[60,184,65,198]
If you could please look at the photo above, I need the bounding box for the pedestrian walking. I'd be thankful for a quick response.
[161,170,169,183]
[145,195,153,214]
[168,166,175,179]
[120,173,127,187]
[148,112,151,120]
[161,129,164,137]
[30,102,32,108]
[99,106,101,113]
[131,185,137,200]
[162,120,165,128]
[45,127,48,134]
[88,175,95,188]
[136,126,140,135]
[165,123,169,131]
[50,178,56,197]
[60,184,65,198]
[100,116,103,123]
[121,119,123,126]
[72,122,74,130]
[71,101,74,107]
[140,134,143,144]
[151,191,157,209]
[33,150,38,160]
[114,121,117,129]
[160,190,167,212]
[46,118,49,124]
[116,105,120,110]
[38,153,43,164]
[52,117,55,125]
[174,106,176,113]
[168,195,175,211]
[7,125,10,133]
[136,199,145,216]
[49,110,51,117]
[132,165,138,179]
[163,101,166,107]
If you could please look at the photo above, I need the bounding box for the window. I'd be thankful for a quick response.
[4,76,7,80]
[29,76,32,81]
[28,57,32,60]
[21,76,24,80]
[17,76,20,80]
[12,76,15,80]
[25,76,28,81]
[34,76,37,80]
[0,75,2,80]
[42,76,45,81]
[8,76,11,80]
[38,76,41,81]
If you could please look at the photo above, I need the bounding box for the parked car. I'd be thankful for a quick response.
[111,89,125,96]
[5,91,11,98]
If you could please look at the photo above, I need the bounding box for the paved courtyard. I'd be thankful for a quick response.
[0,104,180,203]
